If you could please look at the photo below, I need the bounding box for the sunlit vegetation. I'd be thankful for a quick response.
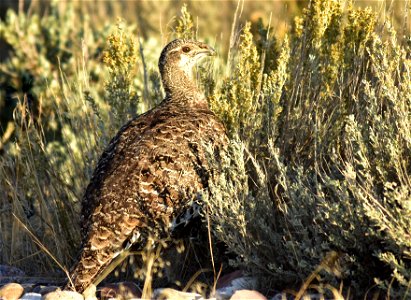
[0,0,410,298]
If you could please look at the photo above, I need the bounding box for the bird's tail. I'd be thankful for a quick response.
[66,214,145,293]
[65,246,130,294]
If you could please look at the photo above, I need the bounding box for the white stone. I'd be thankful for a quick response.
[42,290,83,300]
[19,293,42,300]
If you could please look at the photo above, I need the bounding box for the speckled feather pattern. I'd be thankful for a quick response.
[66,39,228,293]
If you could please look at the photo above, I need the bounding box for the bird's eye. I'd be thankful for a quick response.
[182,46,191,53]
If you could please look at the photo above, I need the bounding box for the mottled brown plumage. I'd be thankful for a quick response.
[65,39,228,293]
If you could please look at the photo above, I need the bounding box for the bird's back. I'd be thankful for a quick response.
[66,38,226,294]
[69,100,228,292]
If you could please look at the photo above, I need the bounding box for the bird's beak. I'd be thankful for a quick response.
[205,46,216,56]
[197,44,216,57]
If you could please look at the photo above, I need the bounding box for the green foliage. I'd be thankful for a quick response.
[0,4,142,275]
[210,22,262,142]
[175,4,195,40]
[0,0,410,298]
[206,0,411,297]
[102,19,139,127]
[0,4,107,146]
[0,3,106,274]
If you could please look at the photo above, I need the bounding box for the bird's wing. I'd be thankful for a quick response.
[69,105,227,292]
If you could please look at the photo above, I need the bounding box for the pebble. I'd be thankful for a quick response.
[0,268,292,300]
[42,290,83,300]
[216,275,258,299]
[153,288,204,300]
[216,270,243,290]
[19,293,42,300]
[230,290,267,300]
[0,283,24,300]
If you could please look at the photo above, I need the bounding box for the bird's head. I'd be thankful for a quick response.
[158,39,215,99]
[159,39,216,76]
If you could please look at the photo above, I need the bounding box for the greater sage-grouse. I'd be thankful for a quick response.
[65,39,228,293]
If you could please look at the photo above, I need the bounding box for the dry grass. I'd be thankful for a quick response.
[0,0,410,298]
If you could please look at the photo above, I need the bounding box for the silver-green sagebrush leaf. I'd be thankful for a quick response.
[0,0,410,298]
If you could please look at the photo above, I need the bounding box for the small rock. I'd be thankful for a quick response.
[43,290,83,300]
[216,274,258,299]
[153,288,204,300]
[0,283,24,300]
[230,290,267,300]
[216,271,243,289]
[19,293,42,300]
[82,284,97,300]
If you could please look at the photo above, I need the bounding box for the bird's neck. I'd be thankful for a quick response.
[161,66,209,109]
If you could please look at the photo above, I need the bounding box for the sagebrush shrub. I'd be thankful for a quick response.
[0,1,410,298]
[205,0,411,298]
